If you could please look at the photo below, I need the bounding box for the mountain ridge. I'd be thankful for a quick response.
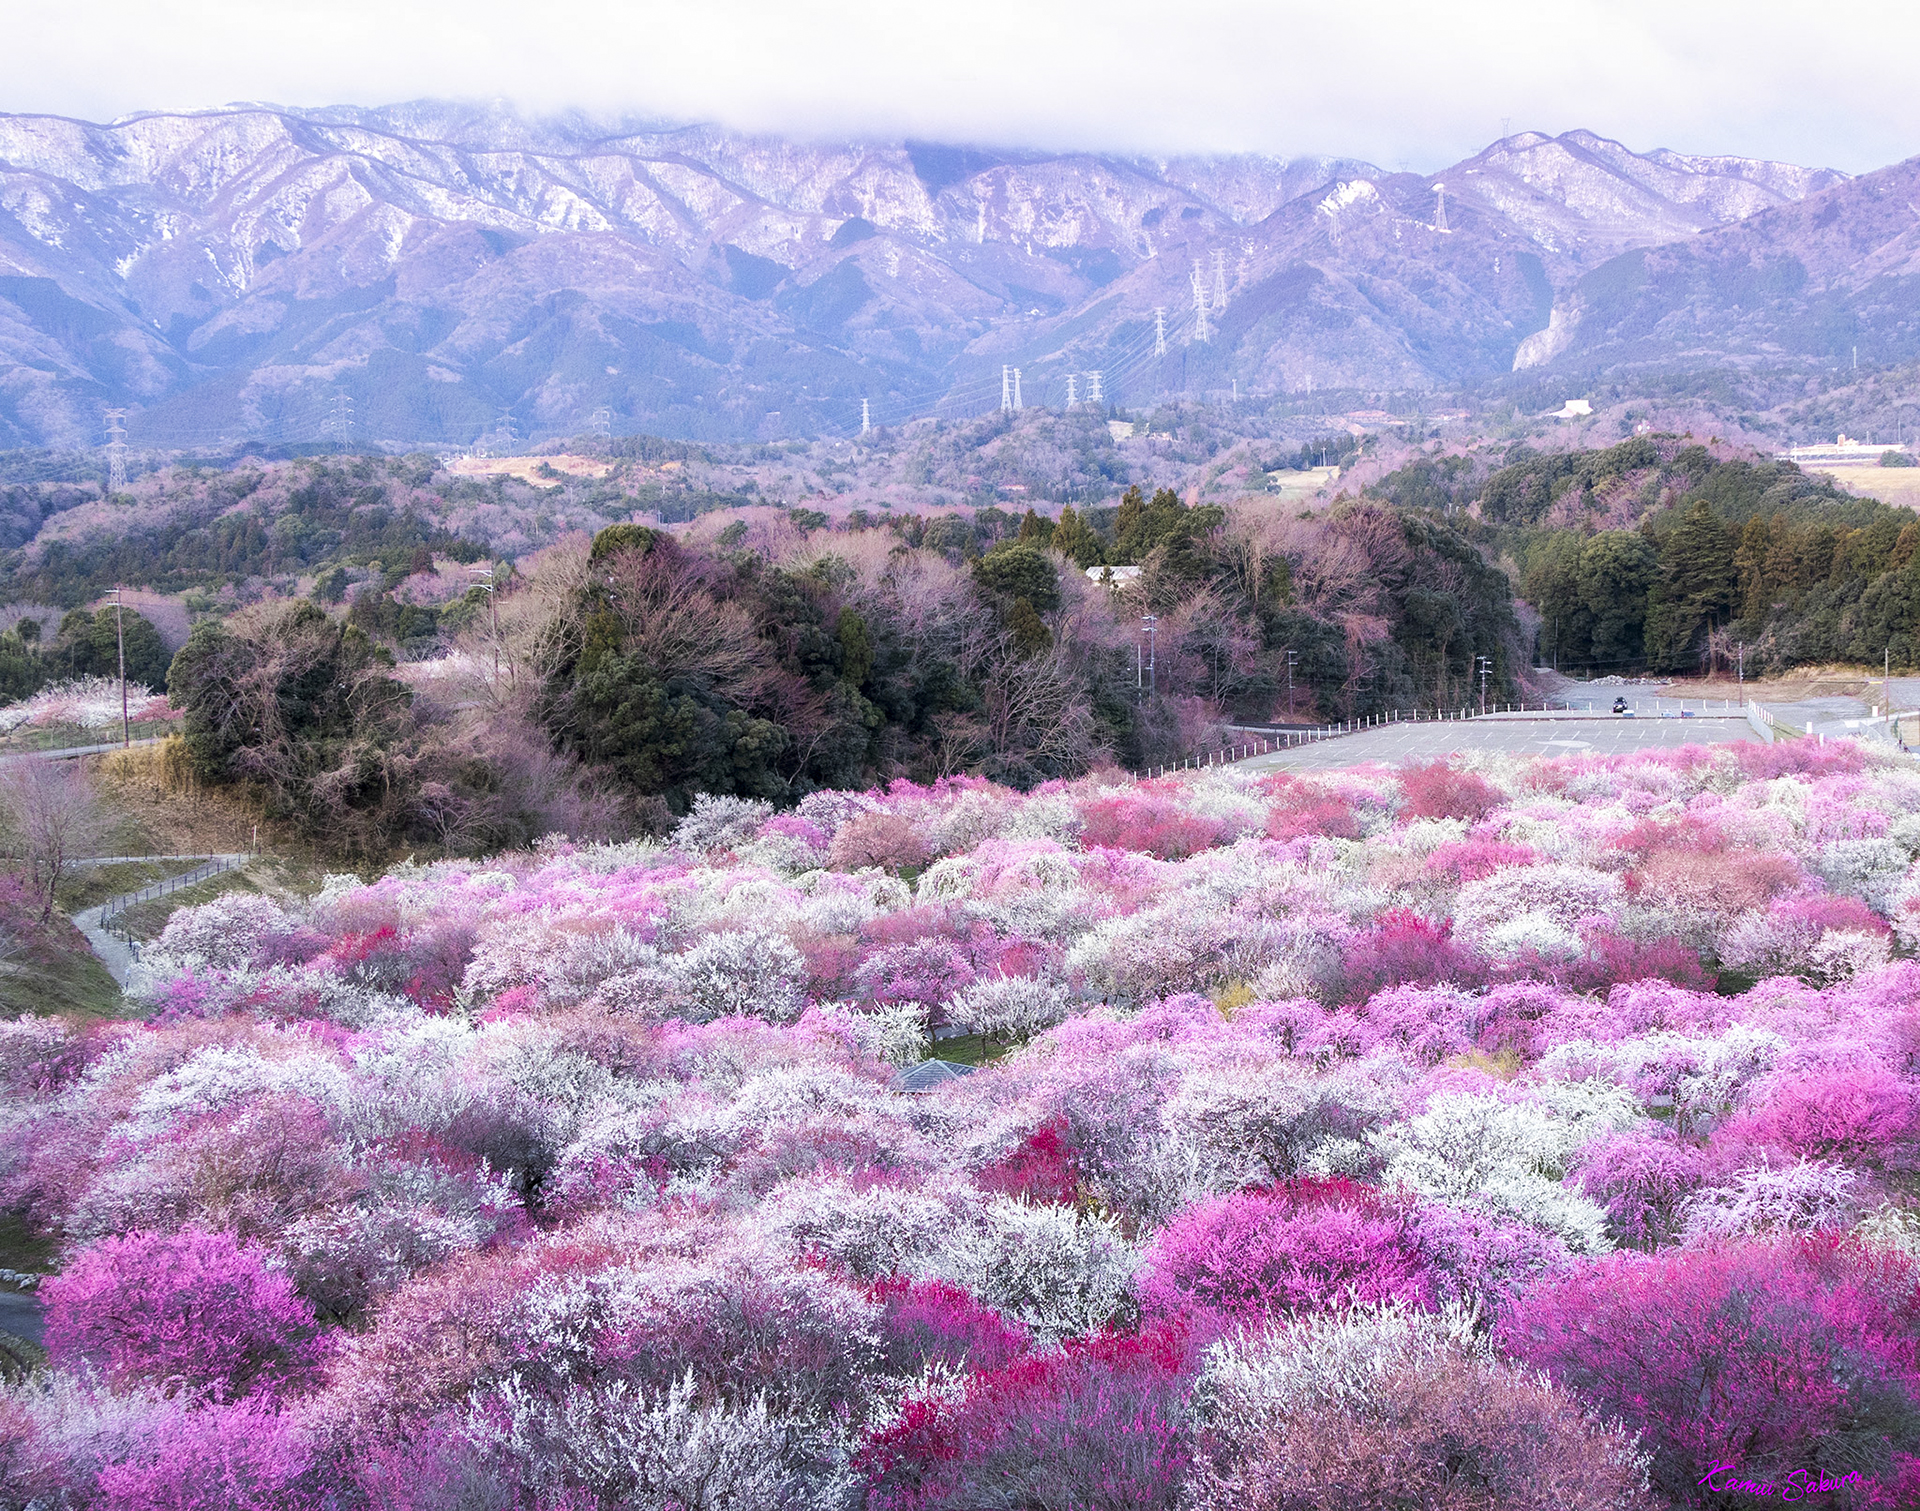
[0,105,1861,448]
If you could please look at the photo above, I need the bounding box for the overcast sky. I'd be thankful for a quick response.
[5,0,1915,174]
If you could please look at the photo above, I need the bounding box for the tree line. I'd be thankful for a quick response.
[1368,437,1920,676]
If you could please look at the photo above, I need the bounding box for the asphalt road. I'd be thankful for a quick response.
[1240,713,1758,773]
[0,1288,41,1346]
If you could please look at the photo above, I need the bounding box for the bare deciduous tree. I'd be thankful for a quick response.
[0,757,113,923]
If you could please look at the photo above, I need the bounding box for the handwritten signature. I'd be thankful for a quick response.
[1698,1463,1867,1500]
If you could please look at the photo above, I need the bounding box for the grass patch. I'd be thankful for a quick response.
[0,1215,54,1278]
[56,858,207,913]
[929,1033,1010,1067]
[0,921,125,1022]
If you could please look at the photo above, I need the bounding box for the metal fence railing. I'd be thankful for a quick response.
[98,856,242,950]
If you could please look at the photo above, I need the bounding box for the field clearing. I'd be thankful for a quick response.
[1811,464,1920,506]
[442,453,612,487]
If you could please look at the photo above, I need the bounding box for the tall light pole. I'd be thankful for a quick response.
[109,586,128,746]
[1477,654,1492,714]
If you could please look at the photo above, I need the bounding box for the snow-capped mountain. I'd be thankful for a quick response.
[0,105,1858,446]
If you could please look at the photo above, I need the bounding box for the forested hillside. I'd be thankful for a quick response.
[158,490,1521,854]
[1370,437,1920,674]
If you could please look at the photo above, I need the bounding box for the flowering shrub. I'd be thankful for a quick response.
[43,1228,320,1401]
[1140,1181,1436,1323]
[829,812,929,873]
[1501,1238,1920,1504]
[858,1323,1194,1511]
[1399,761,1506,822]
[1188,1309,1650,1511]
[95,1400,315,1511]
[8,743,1920,1505]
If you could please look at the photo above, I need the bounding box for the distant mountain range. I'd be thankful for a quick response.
[0,103,1889,449]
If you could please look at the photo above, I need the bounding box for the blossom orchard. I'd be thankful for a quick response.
[7,739,1920,1505]
[0,676,173,735]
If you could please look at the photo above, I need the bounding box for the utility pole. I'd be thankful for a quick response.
[109,587,128,746]
[1738,643,1745,686]
[1286,649,1298,717]
[1128,610,1159,698]
[1001,365,1013,412]
[469,563,503,679]
[103,409,129,493]
[1154,308,1167,358]
[1477,654,1492,714]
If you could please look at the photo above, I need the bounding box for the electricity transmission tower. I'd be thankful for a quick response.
[1190,266,1211,343]
[485,411,518,456]
[1087,370,1104,403]
[102,409,129,492]
[1153,308,1167,357]
[1001,365,1014,411]
[589,405,612,438]
[323,390,353,450]
[860,398,871,436]
[1432,184,1449,232]
[1013,369,1023,410]
[1066,374,1078,408]
[1212,249,1227,311]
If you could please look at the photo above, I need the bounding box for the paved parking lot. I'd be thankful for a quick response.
[1239,713,1758,773]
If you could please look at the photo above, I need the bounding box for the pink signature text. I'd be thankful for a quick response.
[1698,1463,1867,1501]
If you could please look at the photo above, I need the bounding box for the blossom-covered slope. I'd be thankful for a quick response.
[7,739,1920,1507]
